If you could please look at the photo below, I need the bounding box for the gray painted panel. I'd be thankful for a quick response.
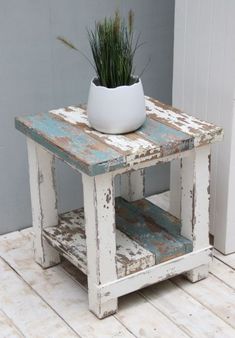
[0,0,174,233]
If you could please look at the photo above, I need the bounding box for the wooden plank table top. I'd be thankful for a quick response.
[15,96,223,176]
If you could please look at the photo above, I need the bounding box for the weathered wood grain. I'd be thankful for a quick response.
[50,105,194,161]
[43,207,155,278]
[116,197,192,263]
[15,95,223,176]
[43,195,192,277]
[131,197,181,235]
[18,114,125,176]
[145,97,224,146]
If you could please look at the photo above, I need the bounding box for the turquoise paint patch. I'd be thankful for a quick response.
[15,114,126,175]
[116,197,193,263]
[15,109,196,175]
[139,118,194,153]
[131,198,181,235]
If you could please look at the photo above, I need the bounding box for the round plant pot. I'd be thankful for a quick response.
[87,77,146,134]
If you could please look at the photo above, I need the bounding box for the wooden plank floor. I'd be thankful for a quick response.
[0,193,235,338]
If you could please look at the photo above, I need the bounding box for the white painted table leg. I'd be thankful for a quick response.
[170,159,181,218]
[181,145,211,282]
[27,138,60,268]
[82,172,117,318]
[120,169,145,201]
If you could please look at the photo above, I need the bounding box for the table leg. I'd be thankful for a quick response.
[27,138,60,268]
[82,172,117,318]
[181,145,211,282]
[170,160,181,218]
[120,169,145,201]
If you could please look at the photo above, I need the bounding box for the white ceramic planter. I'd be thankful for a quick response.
[87,77,146,134]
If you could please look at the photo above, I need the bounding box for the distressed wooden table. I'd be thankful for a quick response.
[15,96,223,319]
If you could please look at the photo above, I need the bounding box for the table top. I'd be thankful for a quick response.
[15,96,223,176]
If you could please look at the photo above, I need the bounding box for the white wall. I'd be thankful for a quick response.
[0,0,175,234]
[173,0,235,253]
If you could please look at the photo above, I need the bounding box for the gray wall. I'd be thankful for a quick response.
[0,0,174,234]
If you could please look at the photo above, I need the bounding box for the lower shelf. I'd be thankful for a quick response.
[43,207,155,278]
[43,197,193,278]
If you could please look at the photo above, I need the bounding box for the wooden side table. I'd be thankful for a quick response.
[15,96,223,319]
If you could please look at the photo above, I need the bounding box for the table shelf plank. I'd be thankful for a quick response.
[43,198,193,278]
[116,198,193,264]
[43,208,156,278]
[130,197,181,236]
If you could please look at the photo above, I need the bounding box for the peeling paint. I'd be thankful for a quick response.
[43,202,155,279]
[145,96,224,146]
[16,96,223,176]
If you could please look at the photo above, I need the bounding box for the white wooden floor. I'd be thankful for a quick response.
[0,194,235,338]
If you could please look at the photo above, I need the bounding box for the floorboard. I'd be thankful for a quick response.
[0,257,79,338]
[0,310,24,338]
[210,258,235,290]
[214,250,235,269]
[140,280,235,338]
[172,274,235,328]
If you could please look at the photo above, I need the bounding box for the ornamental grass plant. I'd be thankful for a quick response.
[58,10,143,88]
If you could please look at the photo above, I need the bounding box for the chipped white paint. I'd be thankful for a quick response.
[145,97,223,146]
[25,97,223,319]
[43,208,155,278]
[124,147,159,168]
[51,105,157,156]
[115,148,192,175]
[82,172,118,318]
[121,169,145,201]
[50,106,91,127]
[86,129,156,153]
[27,138,60,268]
[26,137,214,319]
[181,145,211,282]
[96,247,212,303]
